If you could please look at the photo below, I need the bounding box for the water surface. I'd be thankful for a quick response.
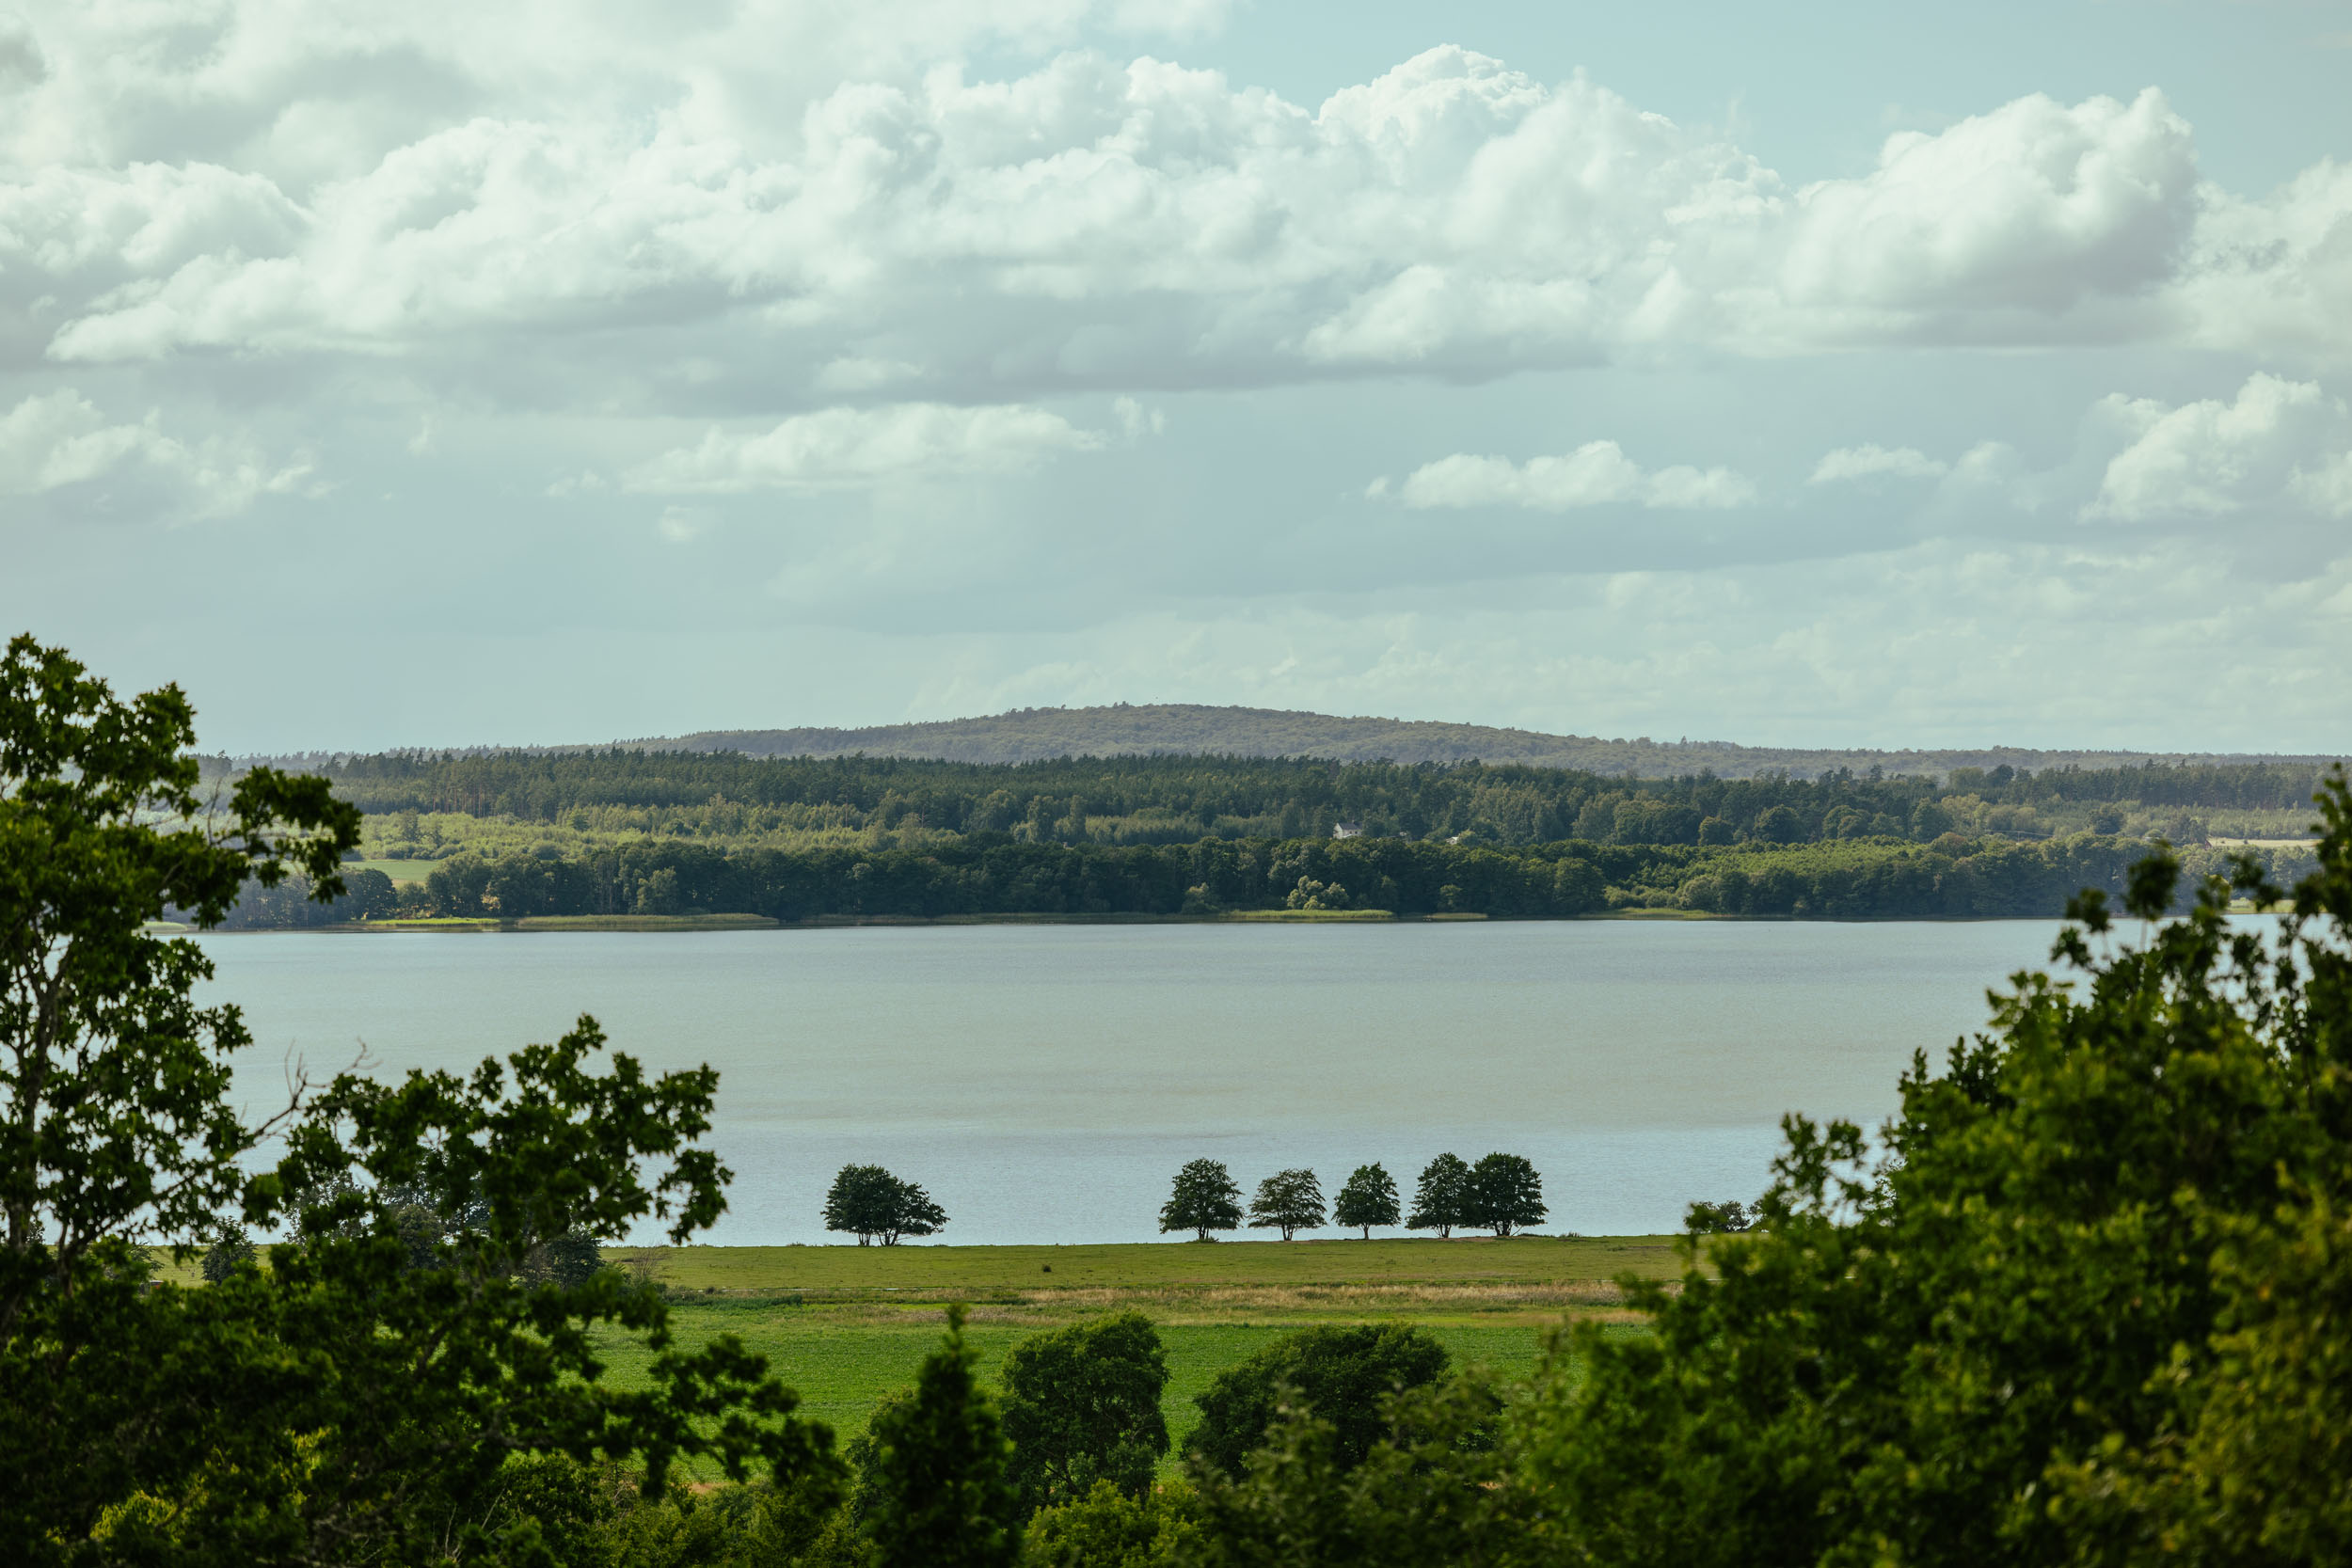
[197,921,2073,1244]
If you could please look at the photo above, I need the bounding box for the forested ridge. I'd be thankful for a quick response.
[231,704,2347,781]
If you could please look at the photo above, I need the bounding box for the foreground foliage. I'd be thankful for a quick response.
[1518,774,2352,1567]
[0,636,831,1566]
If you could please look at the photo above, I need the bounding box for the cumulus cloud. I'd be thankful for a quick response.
[0,388,308,516]
[2,16,2333,394]
[626,402,1104,492]
[1809,445,1950,483]
[2085,372,2352,520]
[1388,441,1757,512]
[1780,90,2196,324]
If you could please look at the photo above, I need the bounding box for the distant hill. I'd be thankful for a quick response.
[615,704,2343,781]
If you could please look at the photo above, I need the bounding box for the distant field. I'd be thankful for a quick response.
[344,857,446,883]
[586,1237,1677,1468]
[625,1235,1679,1296]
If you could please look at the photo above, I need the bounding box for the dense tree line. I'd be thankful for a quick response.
[205,749,2337,849]
[201,832,2310,928]
[1158,1157,1544,1243]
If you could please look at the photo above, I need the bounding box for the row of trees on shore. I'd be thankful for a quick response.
[1161,1154,1548,1241]
[811,1154,1549,1247]
[209,828,2306,928]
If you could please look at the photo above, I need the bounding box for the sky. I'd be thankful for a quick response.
[3,0,2349,754]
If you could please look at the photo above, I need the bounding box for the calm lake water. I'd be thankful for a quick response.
[194,921,2079,1245]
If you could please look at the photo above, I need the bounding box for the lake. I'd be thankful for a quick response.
[195,920,2079,1245]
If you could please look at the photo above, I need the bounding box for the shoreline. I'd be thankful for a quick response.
[152,904,2283,934]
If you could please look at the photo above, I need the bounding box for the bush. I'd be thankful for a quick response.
[1187,1323,1450,1481]
[1001,1313,1170,1514]
[1024,1480,1204,1568]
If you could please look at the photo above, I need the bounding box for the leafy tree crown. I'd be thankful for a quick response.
[1159,1159,1244,1240]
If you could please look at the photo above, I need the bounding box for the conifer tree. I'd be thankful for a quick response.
[860,1306,1022,1568]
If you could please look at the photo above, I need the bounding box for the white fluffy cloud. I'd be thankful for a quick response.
[0,388,307,516]
[1809,445,1950,483]
[2,14,2334,396]
[1386,441,1756,511]
[626,403,1104,492]
[2086,373,2352,520]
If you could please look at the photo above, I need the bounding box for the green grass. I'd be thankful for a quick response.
[593,1306,1597,1472]
[630,1234,1677,1293]
[587,1236,1679,1472]
[344,857,446,884]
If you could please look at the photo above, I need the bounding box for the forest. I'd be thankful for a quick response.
[191,747,2338,928]
[217,831,2314,928]
[207,749,2334,859]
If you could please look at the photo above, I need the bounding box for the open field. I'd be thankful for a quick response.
[622,1234,1678,1298]
[344,857,447,883]
[149,1238,1678,1475]
[583,1237,1677,1470]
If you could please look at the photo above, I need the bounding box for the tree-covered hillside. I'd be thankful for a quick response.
[605,704,2339,780]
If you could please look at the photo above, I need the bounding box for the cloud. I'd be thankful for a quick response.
[1780,90,2196,323]
[0,389,308,517]
[4,23,2332,394]
[1389,441,1757,512]
[2085,373,2352,520]
[1809,445,1950,483]
[626,402,1104,492]
[655,505,708,543]
[2172,159,2352,360]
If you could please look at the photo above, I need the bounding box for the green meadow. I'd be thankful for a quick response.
[586,1236,1679,1468]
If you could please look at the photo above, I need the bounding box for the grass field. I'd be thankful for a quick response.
[344,857,446,884]
[586,1236,1680,1469]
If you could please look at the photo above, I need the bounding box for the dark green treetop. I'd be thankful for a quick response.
[823,1164,947,1246]
[999,1311,1171,1513]
[1160,1159,1244,1241]
[1685,1199,1752,1234]
[1332,1164,1402,1239]
[1188,1323,1451,1481]
[857,1305,1023,1568]
[1248,1168,1326,1241]
[1465,1153,1545,1237]
[0,636,834,1565]
[1516,775,2352,1567]
[1406,1153,1471,1238]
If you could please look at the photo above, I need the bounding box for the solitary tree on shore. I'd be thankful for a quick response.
[1407,1153,1471,1238]
[1332,1164,1400,1239]
[825,1164,948,1245]
[1159,1159,1244,1241]
[1466,1152,1546,1237]
[1248,1168,1326,1241]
